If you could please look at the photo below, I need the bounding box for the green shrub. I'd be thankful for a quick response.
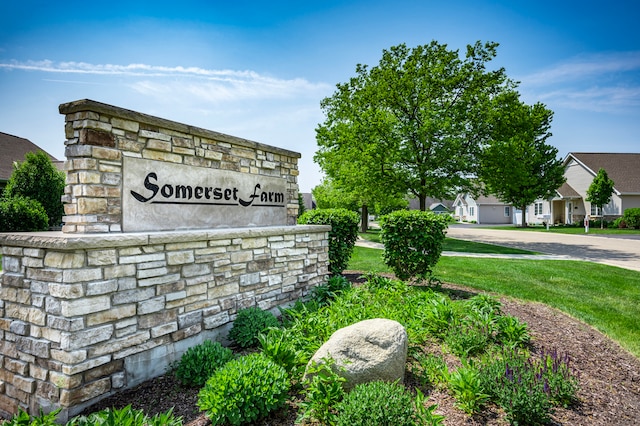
[496,315,531,349]
[173,340,234,387]
[5,405,182,426]
[623,207,640,229]
[228,306,279,348]
[612,217,627,229]
[0,196,49,231]
[336,381,433,426]
[298,357,346,425]
[448,361,490,415]
[481,348,579,425]
[197,352,290,426]
[68,405,182,426]
[298,208,359,275]
[3,150,65,228]
[258,327,301,375]
[3,408,60,426]
[380,210,448,282]
[310,275,352,306]
[413,352,449,389]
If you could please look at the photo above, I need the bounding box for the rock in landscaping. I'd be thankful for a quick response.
[305,318,408,391]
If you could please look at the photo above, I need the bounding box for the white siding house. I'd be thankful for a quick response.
[453,193,512,224]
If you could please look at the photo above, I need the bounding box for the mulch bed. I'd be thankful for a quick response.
[82,273,640,425]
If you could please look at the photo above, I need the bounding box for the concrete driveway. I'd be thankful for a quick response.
[446,224,640,272]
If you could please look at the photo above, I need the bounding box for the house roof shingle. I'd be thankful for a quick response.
[0,132,59,182]
[566,153,640,194]
[555,182,581,199]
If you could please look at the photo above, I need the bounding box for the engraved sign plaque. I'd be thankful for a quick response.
[122,157,287,232]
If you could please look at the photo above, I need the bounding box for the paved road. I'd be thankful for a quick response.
[446,225,640,272]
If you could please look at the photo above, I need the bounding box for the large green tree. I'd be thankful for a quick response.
[3,150,65,228]
[479,92,565,227]
[586,168,615,228]
[315,40,515,211]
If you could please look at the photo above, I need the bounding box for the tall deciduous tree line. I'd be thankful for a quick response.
[314,40,566,227]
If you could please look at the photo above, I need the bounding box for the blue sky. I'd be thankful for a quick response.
[1,1,638,192]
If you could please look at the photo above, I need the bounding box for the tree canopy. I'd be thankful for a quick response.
[315,40,515,211]
[478,92,565,227]
[586,168,615,228]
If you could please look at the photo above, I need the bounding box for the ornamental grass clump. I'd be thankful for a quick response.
[197,352,290,426]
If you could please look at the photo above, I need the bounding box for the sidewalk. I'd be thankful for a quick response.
[356,238,586,262]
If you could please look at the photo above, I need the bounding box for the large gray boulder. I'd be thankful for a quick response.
[305,318,408,390]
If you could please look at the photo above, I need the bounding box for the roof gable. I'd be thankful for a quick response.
[565,153,640,194]
[0,132,59,181]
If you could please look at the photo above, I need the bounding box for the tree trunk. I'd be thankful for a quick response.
[601,206,604,229]
[419,195,427,211]
[360,204,369,232]
[521,203,527,228]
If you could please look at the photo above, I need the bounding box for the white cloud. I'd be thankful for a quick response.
[518,51,640,114]
[520,51,640,86]
[0,60,332,101]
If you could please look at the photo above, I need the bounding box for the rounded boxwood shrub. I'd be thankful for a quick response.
[298,208,359,275]
[336,381,420,426]
[380,210,448,281]
[228,306,279,348]
[173,340,234,387]
[197,352,290,426]
[0,196,49,231]
[623,207,640,229]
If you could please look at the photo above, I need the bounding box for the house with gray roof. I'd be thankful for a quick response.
[452,192,513,224]
[531,152,640,225]
[0,132,61,191]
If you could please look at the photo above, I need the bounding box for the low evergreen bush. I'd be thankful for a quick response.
[197,353,290,426]
[298,208,359,275]
[228,306,279,348]
[173,340,234,387]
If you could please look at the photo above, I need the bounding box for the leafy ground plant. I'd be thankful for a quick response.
[297,357,346,425]
[447,361,490,415]
[173,340,234,387]
[336,380,443,426]
[228,306,279,348]
[197,352,290,426]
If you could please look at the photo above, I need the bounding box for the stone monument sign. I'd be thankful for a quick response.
[0,99,329,421]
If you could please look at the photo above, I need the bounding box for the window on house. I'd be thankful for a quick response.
[469,206,475,217]
[504,206,510,217]
[590,205,602,216]
[534,202,543,216]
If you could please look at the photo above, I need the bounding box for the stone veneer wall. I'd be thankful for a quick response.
[59,99,301,233]
[0,226,329,420]
[0,99,330,420]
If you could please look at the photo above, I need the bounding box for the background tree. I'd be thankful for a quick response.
[3,151,65,228]
[315,40,515,212]
[311,178,360,211]
[478,92,565,227]
[586,168,615,229]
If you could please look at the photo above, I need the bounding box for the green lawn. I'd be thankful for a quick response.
[348,245,640,359]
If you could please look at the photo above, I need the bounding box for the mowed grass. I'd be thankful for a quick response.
[348,246,640,359]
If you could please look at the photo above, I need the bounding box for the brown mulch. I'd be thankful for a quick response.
[83,273,640,426]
